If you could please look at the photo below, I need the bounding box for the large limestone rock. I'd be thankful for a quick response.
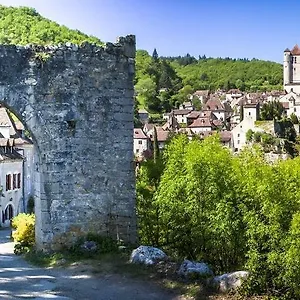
[130,246,168,265]
[178,260,213,278]
[213,271,249,292]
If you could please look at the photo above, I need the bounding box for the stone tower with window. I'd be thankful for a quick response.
[284,45,300,94]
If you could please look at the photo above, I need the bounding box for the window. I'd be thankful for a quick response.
[249,112,251,116]
[237,133,240,137]
[13,174,17,189]
[237,140,240,144]
[294,108,297,112]
[6,174,11,191]
[295,57,297,63]
[138,140,142,144]
[17,173,21,189]
[136,149,139,153]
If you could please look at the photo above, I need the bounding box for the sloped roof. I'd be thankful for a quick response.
[187,111,202,119]
[291,44,300,55]
[203,97,225,111]
[172,109,191,115]
[134,128,148,139]
[189,117,212,128]
[150,130,169,142]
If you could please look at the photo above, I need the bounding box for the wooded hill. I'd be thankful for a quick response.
[135,49,283,114]
[0,5,103,45]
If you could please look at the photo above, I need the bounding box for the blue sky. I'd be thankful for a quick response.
[0,0,299,62]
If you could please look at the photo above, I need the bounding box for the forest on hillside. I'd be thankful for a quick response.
[135,49,283,114]
[0,5,103,46]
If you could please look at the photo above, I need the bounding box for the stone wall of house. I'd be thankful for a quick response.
[0,35,136,250]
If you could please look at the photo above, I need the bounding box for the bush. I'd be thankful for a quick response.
[69,233,119,258]
[11,213,35,255]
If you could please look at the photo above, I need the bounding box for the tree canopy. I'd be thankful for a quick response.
[0,5,103,46]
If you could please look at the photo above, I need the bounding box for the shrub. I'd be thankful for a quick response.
[69,233,119,258]
[11,213,35,255]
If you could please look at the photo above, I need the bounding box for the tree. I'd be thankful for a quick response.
[290,113,299,124]
[152,48,158,61]
[260,101,284,120]
[153,126,160,163]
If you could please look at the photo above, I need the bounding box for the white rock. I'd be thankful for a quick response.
[130,246,168,265]
[178,260,213,278]
[213,271,249,292]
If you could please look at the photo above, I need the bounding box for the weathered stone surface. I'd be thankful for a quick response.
[213,271,249,292]
[178,260,213,278]
[130,246,168,265]
[0,35,136,250]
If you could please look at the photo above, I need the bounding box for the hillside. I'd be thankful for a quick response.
[135,50,283,114]
[0,5,103,46]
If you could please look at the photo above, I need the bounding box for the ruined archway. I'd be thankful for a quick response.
[0,36,136,250]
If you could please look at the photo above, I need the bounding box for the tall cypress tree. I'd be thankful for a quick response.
[153,126,160,163]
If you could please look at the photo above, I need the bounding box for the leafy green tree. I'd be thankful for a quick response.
[260,101,284,120]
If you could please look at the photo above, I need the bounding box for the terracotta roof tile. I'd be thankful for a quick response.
[133,128,148,139]
[189,117,212,128]
[291,44,300,55]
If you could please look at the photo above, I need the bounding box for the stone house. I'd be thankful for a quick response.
[133,128,150,157]
[203,97,226,121]
[192,90,210,104]
[0,107,34,226]
[231,103,260,152]
[279,91,300,118]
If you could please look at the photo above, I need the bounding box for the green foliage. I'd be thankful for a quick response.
[290,113,299,124]
[11,213,35,254]
[136,135,300,298]
[69,233,119,258]
[246,129,254,142]
[0,5,103,46]
[260,100,284,120]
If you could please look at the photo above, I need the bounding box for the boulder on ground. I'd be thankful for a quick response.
[213,271,249,292]
[130,246,168,265]
[178,259,213,278]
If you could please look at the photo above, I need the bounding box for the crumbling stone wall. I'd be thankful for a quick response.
[0,35,136,250]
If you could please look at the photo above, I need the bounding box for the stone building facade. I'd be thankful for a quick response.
[0,35,136,250]
[284,45,300,94]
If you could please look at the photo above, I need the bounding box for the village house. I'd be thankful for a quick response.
[203,97,226,120]
[191,90,210,104]
[279,91,300,118]
[0,107,34,226]
[226,89,243,102]
[231,103,260,152]
[179,101,194,110]
[133,128,150,157]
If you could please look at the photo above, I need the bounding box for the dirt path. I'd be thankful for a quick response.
[0,228,184,300]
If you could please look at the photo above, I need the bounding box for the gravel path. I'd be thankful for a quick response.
[0,228,183,300]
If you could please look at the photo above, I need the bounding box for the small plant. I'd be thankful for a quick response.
[34,51,51,63]
[11,213,35,255]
